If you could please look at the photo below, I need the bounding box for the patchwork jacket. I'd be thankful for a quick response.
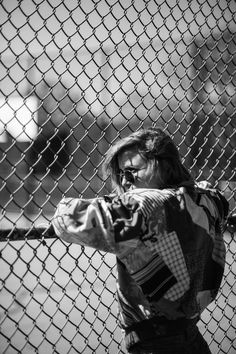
[52,182,229,344]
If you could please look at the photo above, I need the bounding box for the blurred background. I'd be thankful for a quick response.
[0,0,235,353]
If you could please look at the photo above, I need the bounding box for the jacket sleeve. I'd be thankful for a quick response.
[51,193,144,255]
[52,197,116,253]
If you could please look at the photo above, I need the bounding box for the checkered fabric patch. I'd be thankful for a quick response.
[151,231,190,301]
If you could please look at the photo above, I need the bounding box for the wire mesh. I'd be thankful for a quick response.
[0,0,236,353]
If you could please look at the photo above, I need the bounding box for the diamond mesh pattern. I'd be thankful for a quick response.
[0,1,235,353]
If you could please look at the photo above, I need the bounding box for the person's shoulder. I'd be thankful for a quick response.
[195,180,226,200]
[195,180,229,221]
[195,180,214,192]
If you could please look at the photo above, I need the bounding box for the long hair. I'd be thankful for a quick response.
[103,127,193,192]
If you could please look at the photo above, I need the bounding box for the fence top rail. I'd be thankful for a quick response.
[0,215,235,242]
[0,225,55,242]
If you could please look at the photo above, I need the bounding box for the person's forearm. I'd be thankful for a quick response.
[52,197,116,253]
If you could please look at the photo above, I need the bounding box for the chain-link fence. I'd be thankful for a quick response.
[0,0,236,353]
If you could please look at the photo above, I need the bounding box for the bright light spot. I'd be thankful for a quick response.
[0,97,38,142]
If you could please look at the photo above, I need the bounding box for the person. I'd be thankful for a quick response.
[52,127,229,354]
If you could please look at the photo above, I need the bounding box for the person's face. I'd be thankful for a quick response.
[117,147,162,192]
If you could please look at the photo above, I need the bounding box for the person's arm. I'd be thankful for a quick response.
[52,197,116,252]
[52,191,146,255]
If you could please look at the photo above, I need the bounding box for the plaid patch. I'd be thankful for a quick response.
[150,231,190,301]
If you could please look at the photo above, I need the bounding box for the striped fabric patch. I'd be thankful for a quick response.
[128,189,173,219]
[131,253,177,301]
